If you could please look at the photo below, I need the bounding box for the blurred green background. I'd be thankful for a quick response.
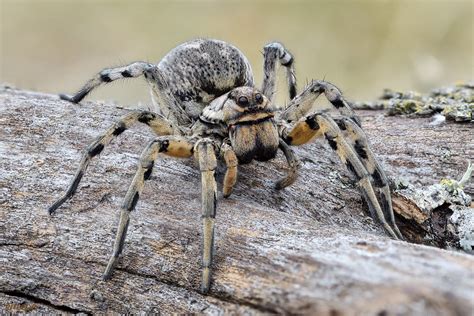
[1,0,472,108]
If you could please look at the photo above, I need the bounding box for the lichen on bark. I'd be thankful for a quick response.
[393,162,473,251]
[353,82,473,122]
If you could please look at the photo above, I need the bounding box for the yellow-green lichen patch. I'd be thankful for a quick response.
[354,82,473,123]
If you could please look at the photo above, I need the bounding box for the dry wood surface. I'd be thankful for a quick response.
[0,85,473,315]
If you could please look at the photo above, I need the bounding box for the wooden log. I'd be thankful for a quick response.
[1,85,473,315]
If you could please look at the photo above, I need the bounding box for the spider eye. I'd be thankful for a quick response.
[238,96,249,106]
[255,93,263,104]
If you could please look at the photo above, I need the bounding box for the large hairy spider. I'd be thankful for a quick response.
[49,39,403,294]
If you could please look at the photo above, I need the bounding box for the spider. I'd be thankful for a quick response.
[48,38,403,294]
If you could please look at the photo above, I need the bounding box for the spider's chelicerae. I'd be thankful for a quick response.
[49,38,403,293]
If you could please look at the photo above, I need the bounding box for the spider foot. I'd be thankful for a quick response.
[59,93,78,103]
[200,268,211,294]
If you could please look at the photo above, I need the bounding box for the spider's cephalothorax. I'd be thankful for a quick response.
[202,86,279,163]
[49,39,403,294]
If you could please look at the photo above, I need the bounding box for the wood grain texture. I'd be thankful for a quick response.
[1,85,473,315]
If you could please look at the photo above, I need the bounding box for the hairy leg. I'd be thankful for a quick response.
[275,139,300,189]
[59,61,156,103]
[261,42,297,103]
[279,80,361,126]
[48,110,177,214]
[220,142,238,198]
[335,118,403,239]
[103,136,194,279]
[282,112,400,239]
[195,139,218,293]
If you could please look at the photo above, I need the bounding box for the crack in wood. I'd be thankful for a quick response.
[113,267,284,314]
[3,290,92,315]
[1,242,280,312]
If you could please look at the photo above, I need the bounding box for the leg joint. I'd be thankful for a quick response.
[196,139,218,171]
[305,114,320,130]
[100,73,112,83]
[143,161,154,181]
[137,111,157,125]
[112,121,127,136]
[88,142,104,157]
[264,42,293,66]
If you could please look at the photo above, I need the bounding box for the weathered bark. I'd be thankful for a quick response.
[0,85,473,315]
[355,105,473,250]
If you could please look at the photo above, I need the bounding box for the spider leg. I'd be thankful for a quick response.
[59,61,156,103]
[261,42,297,103]
[48,110,177,214]
[335,118,403,239]
[195,139,218,294]
[282,113,400,239]
[275,139,300,189]
[220,142,238,198]
[279,80,361,126]
[103,136,194,280]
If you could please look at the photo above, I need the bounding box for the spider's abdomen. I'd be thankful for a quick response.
[157,39,254,123]
[229,118,279,164]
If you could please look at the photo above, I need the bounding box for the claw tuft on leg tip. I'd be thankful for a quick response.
[200,285,210,295]
[59,93,78,103]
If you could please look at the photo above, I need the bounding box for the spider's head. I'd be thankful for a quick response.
[202,86,275,125]
[221,86,273,124]
[202,87,279,163]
